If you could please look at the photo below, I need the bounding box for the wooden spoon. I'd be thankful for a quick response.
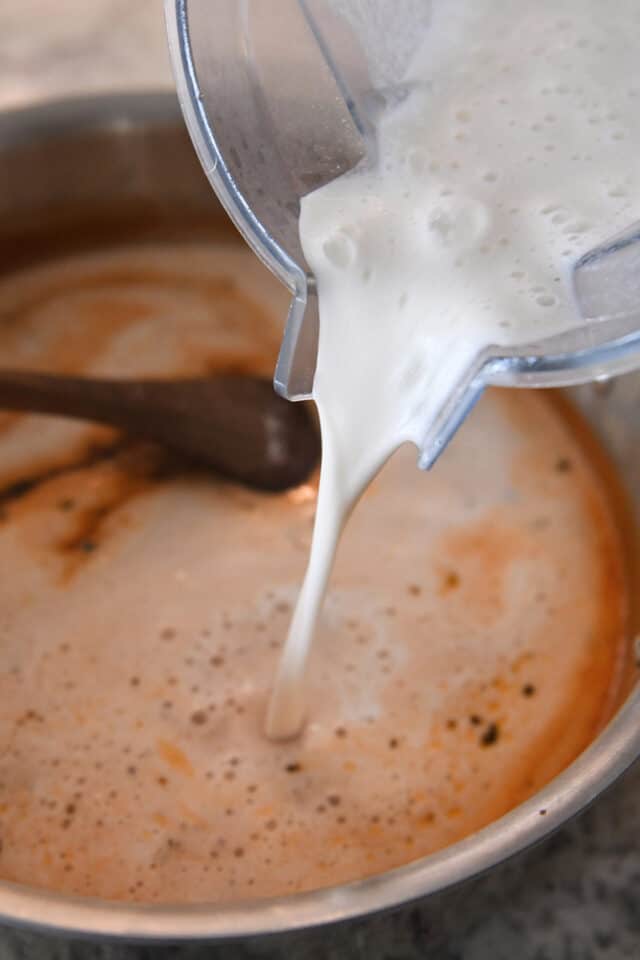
[0,370,320,492]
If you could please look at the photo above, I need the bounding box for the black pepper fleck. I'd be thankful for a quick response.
[480,722,500,746]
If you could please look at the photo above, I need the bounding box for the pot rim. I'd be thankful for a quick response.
[0,91,639,942]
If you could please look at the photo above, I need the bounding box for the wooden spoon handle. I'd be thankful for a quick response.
[0,370,320,491]
[0,369,157,423]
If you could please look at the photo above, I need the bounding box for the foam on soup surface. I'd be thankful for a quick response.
[0,243,629,902]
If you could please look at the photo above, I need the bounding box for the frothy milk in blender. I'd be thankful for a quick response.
[266,0,640,738]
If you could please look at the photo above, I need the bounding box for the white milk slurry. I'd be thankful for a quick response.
[266,0,640,738]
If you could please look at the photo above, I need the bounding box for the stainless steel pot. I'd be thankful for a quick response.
[0,92,639,943]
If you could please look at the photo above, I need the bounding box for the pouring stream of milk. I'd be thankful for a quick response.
[265,0,640,739]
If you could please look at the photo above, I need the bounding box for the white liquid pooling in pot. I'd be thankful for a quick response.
[265,0,640,739]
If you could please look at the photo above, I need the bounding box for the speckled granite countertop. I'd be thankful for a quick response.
[0,4,639,958]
